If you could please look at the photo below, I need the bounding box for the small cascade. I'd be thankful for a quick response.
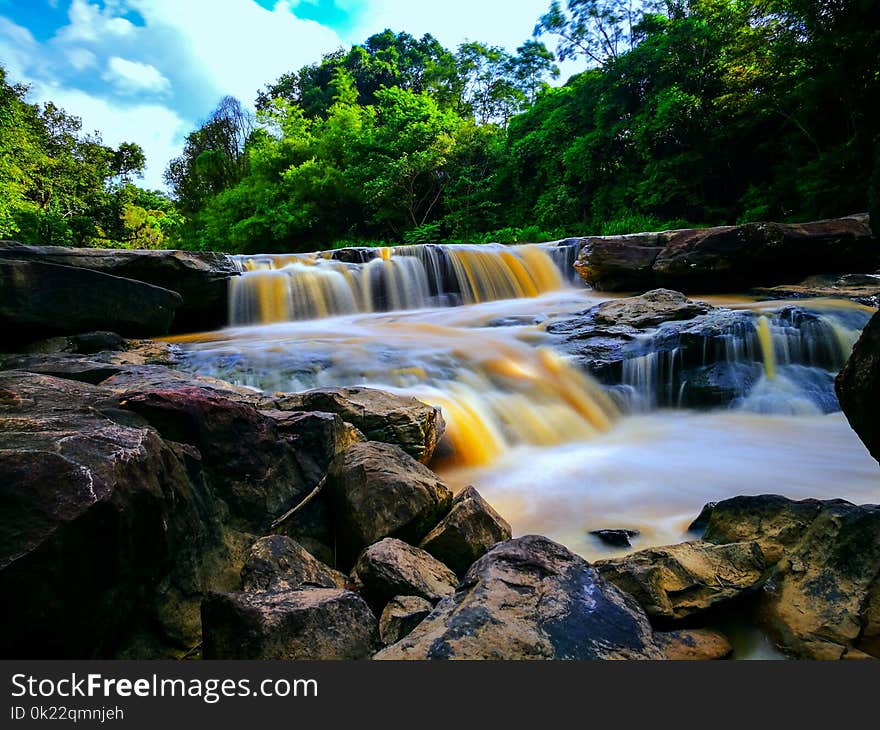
[228,242,574,325]
[610,306,871,413]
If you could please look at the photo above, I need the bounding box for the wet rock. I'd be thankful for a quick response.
[758,501,880,659]
[201,588,379,660]
[594,541,765,621]
[752,273,880,307]
[702,495,828,563]
[379,596,433,645]
[0,259,181,343]
[590,529,640,548]
[0,241,237,333]
[267,386,445,463]
[352,538,458,612]
[654,628,733,660]
[593,289,711,329]
[419,485,512,577]
[327,441,453,569]
[0,371,237,658]
[836,310,880,462]
[241,536,345,592]
[574,232,665,291]
[687,502,717,535]
[375,535,663,660]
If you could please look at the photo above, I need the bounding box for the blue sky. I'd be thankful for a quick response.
[0,0,575,190]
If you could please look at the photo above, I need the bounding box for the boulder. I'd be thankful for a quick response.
[654,628,733,660]
[752,273,880,307]
[326,442,453,569]
[836,310,880,462]
[0,241,238,333]
[241,535,345,592]
[201,588,378,660]
[594,541,765,621]
[379,595,434,646]
[0,370,236,658]
[0,259,181,342]
[574,215,878,293]
[592,289,711,329]
[352,538,458,612]
[267,386,445,463]
[758,501,880,659]
[590,529,641,548]
[701,495,828,563]
[375,535,664,660]
[419,485,512,577]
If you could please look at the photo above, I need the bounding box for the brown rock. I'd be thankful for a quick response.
[594,541,765,621]
[654,628,733,660]
[375,535,663,660]
[836,310,880,462]
[241,535,345,592]
[327,441,453,569]
[574,233,664,291]
[419,485,512,577]
[379,595,433,645]
[201,588,378,660]
[593,289,711,329]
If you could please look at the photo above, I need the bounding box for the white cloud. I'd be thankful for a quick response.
[103,56,171,95]
[56,0,137,43]
[66,47,98,71]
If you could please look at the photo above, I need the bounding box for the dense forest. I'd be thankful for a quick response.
[1,0,878,253]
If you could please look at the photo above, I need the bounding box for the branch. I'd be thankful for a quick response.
[270,476,326,529]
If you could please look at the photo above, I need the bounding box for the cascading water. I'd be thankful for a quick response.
[227,241,578,325]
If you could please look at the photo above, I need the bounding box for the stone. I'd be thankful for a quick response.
[0,241,238,333]
[592,289,711,329]
[594,541,766,621]
[201,588,378,660]
[752,273,880,307]
[379,595,433,645]
[0,259,181,342]
[326,441,453,569]
[654,629,733,660]
[836,310,880,462]
[574,232,665,291]
[590,529,640,548]
[267,386,445,463]
[241,535,346,592]
[375,535,663,660]
[419,485,512,577]
[352,538,458,612]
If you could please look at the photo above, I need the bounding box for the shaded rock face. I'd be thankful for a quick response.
[241,536,346,592]
[0,260,181,342]
[419,486,512,577]
[375,535,663,660]
[836,310,880,462]
[757,501,880,660]
[594,541,765,622]
[352,538,458,612]
[752,273,880,307]
[654,629,733,660]
[268,387,445,464]
[575,215,878,293]
[548,291,868,411]
[379,596,433,646]
[0,242,237,333]
[327,441,453,570]
[0,371,237,658]
[201,588,378,660]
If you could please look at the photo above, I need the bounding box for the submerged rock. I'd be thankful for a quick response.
[590,529,641,548]
[379,595,434,646]
[654,629,733,660]
[327,441,453,570]
[241,536,346,592]
[352,538,458,612]
[419,485,512,577]
[594,541,765,621]
[267,386,445,464]
[836,310,880,462]
[375,535,663,660]
[201,588,378,660]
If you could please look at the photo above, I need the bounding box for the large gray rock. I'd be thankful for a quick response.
[0,241,237,333]
[419,485,512,577]
[201,588,378,660]
[836,310,880,462]
[326,441,453,569]
[594,541,766,621]
[268,386,445,463]
[352,538,458,612]
[375,535,663,660]
[241,536,346,592]
[0,259,181,341]
[591,289,711,329]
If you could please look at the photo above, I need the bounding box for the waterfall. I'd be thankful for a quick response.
[228,242,578,325]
